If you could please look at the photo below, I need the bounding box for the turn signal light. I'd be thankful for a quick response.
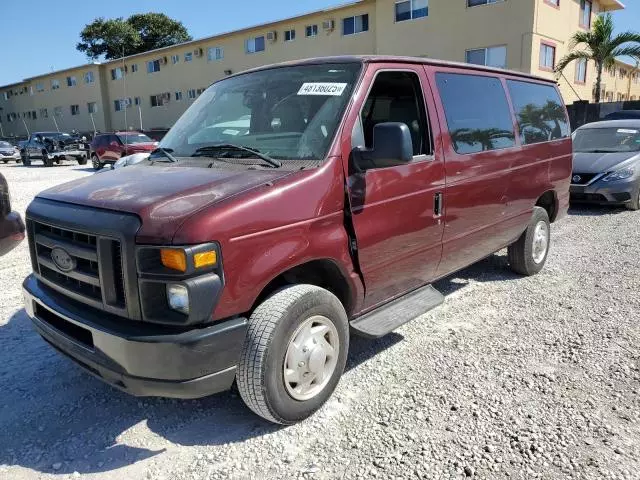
[194,250,217,269]
[160,249,187,272]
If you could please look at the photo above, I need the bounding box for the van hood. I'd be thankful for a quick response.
[37,165,291,242]
[572,151,640,173]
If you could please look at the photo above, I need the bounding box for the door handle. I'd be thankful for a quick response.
[434,192,443,217]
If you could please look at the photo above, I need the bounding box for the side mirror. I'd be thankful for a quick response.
[355,122,413,170]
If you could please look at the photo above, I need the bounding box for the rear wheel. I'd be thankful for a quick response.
[237,284,349,425]
[77,155,88,166]
[92,154,102,170]
[508,206,550,276]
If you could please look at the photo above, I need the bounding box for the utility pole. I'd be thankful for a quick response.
[138,105,143,131]
[21,116,30,136]
[52,114,60,132]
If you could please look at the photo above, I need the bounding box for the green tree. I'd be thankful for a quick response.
[77,13,192,60]
[555,13,640,103]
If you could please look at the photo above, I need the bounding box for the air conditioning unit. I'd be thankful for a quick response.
[322,19,335,31]
[159,57,167,65]
[266,31,277,42]
[194,48,203,57]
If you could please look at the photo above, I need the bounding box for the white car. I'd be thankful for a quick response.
[97,152,150,173]
[0,141,21,164]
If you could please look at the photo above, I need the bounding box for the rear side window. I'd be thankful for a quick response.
[507,80,570,145]
[435,73,515,154]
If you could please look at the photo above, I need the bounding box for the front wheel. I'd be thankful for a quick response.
[76,156,88,166]
[2,160,7,164]
[22,151,31,166]
[625,186,640,211]
[508,206,550,276]
[42,150,54,167]
[237,284,349,425]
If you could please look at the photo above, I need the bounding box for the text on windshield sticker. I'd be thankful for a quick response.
[297,82,348,96]
[617,129,638,134]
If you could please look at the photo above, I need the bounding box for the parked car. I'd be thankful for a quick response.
[96,152,151,173]
[570,120,640,210]
[22,132,89,167]
[90,132,158,170]
[603,110,640,121]
[0,171,25,256]
[21,56,571,424]
[0,141,21,164]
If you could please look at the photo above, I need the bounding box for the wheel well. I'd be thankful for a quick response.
[536,191,557,222]
[252,260,353,316]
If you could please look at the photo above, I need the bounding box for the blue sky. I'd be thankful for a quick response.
[1,0,638,86]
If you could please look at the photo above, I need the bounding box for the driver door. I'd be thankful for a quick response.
[343,64,445,311]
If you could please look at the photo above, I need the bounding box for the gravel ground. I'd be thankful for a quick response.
[1,163,639,480]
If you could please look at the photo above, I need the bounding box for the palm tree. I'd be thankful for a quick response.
[555,13,640,103]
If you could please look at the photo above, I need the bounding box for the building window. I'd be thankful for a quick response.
[305,24,318,37]
[31,110,37,120]
[196,88,205,95]
[395,0,428,22]
[51,79,60,90]
[467,0,503,6]
[70,105,80,116]
[114,99,126,111]
[84,71,95,84]
[246,36,265,53]
[284,29,296,41]
[435,73,516,154]
[187,89,197,99]
[2,92,8,100]
[466,45,507,69]
[539,42,556,70]
[134,96,141,106]
[184,51,193,62]
[36,83,44,92]
[53,107,62,117]
[87,102,98,114]
[575,58,587,83]
[171,54,180,64]
[147,60,161,73]
[150,93,169,107]
[131,64,138,73]
[175,91,183,101]
[67,76,77,87]
[111,67,125,80]
[207,47,224,61]
[343,14,369,35]
[40,108,48,118]
[580,0,592,28]
[544,0,560,7]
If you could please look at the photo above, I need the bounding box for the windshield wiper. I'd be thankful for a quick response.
[149,147,178,163]
[192,143,281,168]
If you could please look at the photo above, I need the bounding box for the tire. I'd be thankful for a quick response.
[508,206,551,276]
[22,151,31,166]
[77,155,88,166]
[625,186,640,211]
[237,284,349,425]
[92,154,102,170]
[2,160,7,164]
[42,150,54,167]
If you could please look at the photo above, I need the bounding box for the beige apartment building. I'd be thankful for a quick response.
[1,0,639,137]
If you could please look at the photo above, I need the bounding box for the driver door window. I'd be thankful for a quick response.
[357,71,432,157]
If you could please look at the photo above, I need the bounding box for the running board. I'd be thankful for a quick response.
[350,285,444,338]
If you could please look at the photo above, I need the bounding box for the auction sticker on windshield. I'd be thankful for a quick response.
[297,83,347,96]
[617,129,638,134]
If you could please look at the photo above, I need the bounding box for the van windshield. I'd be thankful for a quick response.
[158,62,362,162]
[573,127,640,153]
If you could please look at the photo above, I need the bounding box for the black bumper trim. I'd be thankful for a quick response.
[23,274,247,398]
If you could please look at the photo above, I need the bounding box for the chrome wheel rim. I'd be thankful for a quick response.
[283,315,339,401]
[532,221,549,264]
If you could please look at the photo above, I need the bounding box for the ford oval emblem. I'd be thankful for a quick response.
[572,175,581,183]
[51,247,76,272]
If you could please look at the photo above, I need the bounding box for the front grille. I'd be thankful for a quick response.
[571,173,599,185]
[570,193,607,202]
[30,220,126,311]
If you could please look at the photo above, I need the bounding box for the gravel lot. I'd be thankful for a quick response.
[1,163,639,480]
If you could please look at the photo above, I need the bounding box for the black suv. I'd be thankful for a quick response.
[22,132,89,167]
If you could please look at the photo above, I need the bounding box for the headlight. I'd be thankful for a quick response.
[602,168,634,182]
[167,284,189,314]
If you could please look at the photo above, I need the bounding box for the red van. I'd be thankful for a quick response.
[22,56,571,424]
[90,131,158,170]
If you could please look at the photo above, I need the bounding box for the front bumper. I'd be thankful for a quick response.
[570,176,638,205]
[0,211,25,256]
[22,274,247,398]
[0,153,20,161]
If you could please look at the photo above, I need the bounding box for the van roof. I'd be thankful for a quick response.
[233,55,557,84]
